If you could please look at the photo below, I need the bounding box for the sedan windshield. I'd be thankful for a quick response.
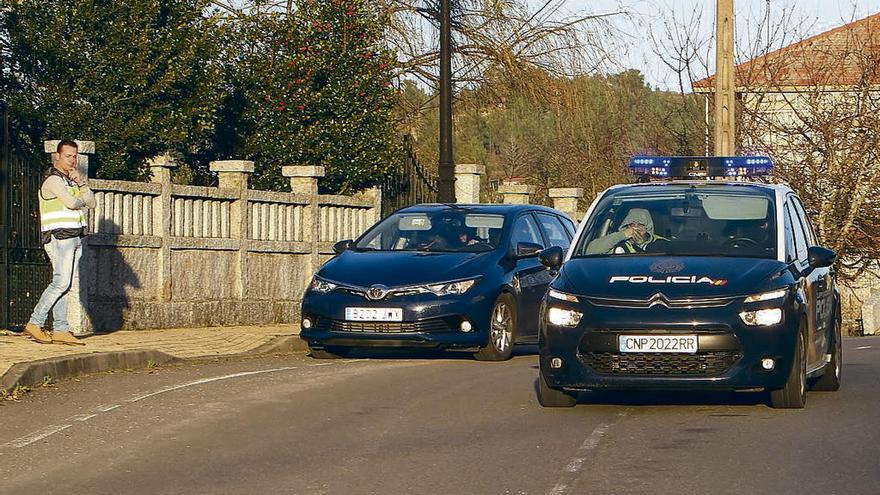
[572,186,777,259]
[355,210,504,252]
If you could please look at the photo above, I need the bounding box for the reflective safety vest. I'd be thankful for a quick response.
[622,234,670,253]
[39,176,87,233]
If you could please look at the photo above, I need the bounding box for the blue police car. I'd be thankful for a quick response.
[537,156,841,408]
[300,203,576,360]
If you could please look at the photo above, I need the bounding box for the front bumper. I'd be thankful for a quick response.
[539,302,799,392]
[299,287,496,350]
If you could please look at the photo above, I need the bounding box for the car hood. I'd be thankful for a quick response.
[555,256,789,299]
[317,250,494,287]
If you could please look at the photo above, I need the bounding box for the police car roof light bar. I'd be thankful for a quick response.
[628,156,774,179]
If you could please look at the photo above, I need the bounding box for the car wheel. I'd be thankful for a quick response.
[308,346,348,359]
[537,372,577,407]
[474,293,516,361]
[770,327,807,409]
[813,318,842,391]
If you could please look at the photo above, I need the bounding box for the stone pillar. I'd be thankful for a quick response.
[861,293,880,335]
[549,187,584,221]
[210,160,254,299]
[497,182,535,205]
[454,164,485,204]
[44,140,96,335]
[283,166,325,282]
[149,153,178,301]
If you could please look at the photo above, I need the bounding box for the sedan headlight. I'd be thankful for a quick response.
[548,289,579,302]
[547,307,583,327]
[423,278,478,296]
[739,308,783,326]
[309,276,338,293]
[744,289,787,303]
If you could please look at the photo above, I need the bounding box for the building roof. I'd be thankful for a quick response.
[693,12,880,91]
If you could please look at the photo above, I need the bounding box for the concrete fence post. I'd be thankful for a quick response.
[283,165,325,278]
[497,182,535,205]
[454,164,485,204]
[44,140,95,335]
[210,160,254,300]
[548,187,584,222]
[148,153,178,301]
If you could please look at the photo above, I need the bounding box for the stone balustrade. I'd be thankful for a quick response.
[58,149,379,334]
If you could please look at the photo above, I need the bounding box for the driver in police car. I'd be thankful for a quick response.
[585,208,669,254]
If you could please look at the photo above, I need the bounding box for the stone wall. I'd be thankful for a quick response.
[70,157,379,334]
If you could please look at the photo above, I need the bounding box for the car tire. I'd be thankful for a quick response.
[813,318,842,392]
[474,293,516,361]
[308,346,348,359]
[538,372,577,407]
[770,327,807,409]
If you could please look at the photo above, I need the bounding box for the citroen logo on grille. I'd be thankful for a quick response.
[366,284,389,301]
[647,293,671,308]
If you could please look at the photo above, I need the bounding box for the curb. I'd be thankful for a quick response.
[0,334,307,393]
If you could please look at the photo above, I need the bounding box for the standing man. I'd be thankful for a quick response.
[22,140,95,345]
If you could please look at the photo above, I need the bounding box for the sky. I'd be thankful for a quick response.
[535,0,880,90]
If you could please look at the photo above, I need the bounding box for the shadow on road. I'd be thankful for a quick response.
[320,343,539,361]
[531,378,771,408]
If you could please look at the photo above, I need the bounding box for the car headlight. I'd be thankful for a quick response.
[739,308,783,326]
[423,278,478,296]
[309,276,338,293]
[744,289,787,303]
[547,307,583,327]
[548,289,579,302]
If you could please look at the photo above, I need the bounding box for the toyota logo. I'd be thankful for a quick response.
[366,284,389,301]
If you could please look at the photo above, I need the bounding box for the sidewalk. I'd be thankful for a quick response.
[0,325,304,392]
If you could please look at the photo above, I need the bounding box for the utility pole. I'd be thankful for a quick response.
[437,0,455,202]
[714,0,736,156]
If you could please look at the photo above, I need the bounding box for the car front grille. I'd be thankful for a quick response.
[581,351,742,376]
[313,317,457,334]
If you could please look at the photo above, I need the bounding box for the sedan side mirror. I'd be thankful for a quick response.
[538,246,564,270]
[808,246,836,268]
[333,239,353,255]
[515,241,543,259]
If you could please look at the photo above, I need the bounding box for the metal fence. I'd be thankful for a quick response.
[0,102,51,330]
[381,135,438,217]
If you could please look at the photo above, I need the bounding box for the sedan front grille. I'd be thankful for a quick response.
[313,317,457,334]
[581,351,742,376]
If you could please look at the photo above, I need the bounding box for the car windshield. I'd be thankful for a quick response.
[354,209,505,252]
[572,186,777,259]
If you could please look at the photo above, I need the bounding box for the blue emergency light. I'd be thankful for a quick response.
[628,156,774,179]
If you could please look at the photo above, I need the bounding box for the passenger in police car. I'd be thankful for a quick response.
[585,208,670,254]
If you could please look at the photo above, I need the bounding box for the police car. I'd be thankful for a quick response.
[537,156,841,409]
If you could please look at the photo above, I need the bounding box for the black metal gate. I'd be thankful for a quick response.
[0,102,51,330]
[381,135,438,217]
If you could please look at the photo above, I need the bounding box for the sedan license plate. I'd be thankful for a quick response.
[619,335,698,354]
[344,307,403,322]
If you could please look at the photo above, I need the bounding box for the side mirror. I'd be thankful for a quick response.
[808,246,836,268]
[538,246,564,270]
[333,239,353,255]
[515,241,543,259]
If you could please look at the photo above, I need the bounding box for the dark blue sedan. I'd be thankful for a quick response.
[299,203,576,360]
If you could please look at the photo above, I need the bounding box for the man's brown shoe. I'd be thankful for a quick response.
[51,331,86,346]
[23,323,52,344]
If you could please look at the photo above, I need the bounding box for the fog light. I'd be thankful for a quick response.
[550,357,563,369]
[302,318,312,329]
[761,358,775,370]
[460,320,473,332]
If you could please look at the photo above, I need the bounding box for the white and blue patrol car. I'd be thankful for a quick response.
[537,156,841,409]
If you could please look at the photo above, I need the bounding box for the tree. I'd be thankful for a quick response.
[0,0,224,180]
[236,1,398,194]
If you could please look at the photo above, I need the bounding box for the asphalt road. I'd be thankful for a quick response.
[1,337,878,495]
